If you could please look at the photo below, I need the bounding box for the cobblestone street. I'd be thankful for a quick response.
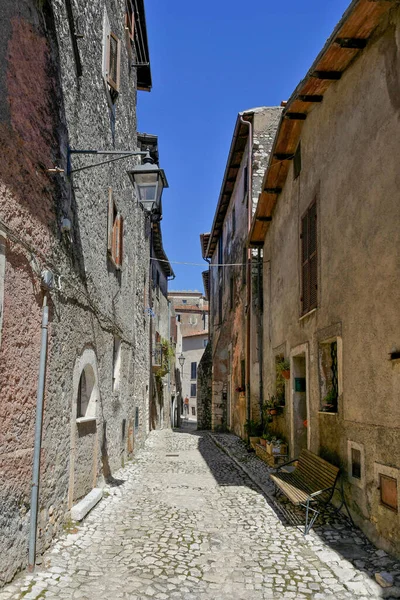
[1,429,399,600]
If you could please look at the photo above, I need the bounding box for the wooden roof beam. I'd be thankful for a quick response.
[312,71,342,80]
[284,112,307,120]
[298,95,323,102]
[335,37,368,49]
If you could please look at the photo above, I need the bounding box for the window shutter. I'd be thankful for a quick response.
[107,188,114,253]
[106,32,121,92]
[308,202,317,309]
[113,214,123,267]
[301,213,309,314]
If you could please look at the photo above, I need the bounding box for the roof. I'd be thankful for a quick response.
[202,270,210,301]
[134,0,152,91]
[152,221,174,278]
[204,109,257,259]
[183,330,209,339]
[249,0,395,245]
[200,233,210,260]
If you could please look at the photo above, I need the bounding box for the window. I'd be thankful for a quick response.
[380,475,398,512]
[319,338,340,413]
[177,314,181,322]
[108,189,123,268]
[134,406,139,431]
[241,359,245,390]
[192,406,196,416]
[301,200,317,314]
[190,383,197,397]
[102,11,121,99]
[294,142,302,179]
[189,316,197,325]
[113,336,121,391]
[351,448,361,479]
[191,362,197,380]
[348,441,365,488]
[182,299,187,304]
[232,206,236,236]
[77,370,89,418]
[125,0,135,43]
[203,338,208,348]
[230,276,234,310]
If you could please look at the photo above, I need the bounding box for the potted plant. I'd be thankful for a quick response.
[321,388,337,412]
[277,358,291,380]
[265,395,280,416]
[244,420,262,445]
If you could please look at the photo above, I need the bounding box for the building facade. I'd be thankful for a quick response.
[0,0,168,584]
[249,0,400,557]
[169,291,209,421]
[202,107,281,436]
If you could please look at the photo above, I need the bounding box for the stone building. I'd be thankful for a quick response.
[201,107,281,435]
[249,0,400,557]
[168,291,209,421]
[0,0,169,584]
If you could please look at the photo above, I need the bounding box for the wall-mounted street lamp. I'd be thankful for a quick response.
[178,352,185,370]
[127,152,168,218]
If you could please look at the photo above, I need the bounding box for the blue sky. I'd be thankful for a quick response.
[138,0,350,292]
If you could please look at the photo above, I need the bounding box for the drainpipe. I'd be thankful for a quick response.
[257,248,264,426]
[28,292,49,571]
[240,115,253,443]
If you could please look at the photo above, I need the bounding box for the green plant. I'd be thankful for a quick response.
[155,338,175,378]
[244,420,263,437]
[276,358,290,373]
[264,395,279,409]
[322,388,338,411]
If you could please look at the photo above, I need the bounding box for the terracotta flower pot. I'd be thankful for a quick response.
[282,369,290,380]
[260,438,267,447]
[268,408,278,416]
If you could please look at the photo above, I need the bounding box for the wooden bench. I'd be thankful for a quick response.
[270,449,339,535]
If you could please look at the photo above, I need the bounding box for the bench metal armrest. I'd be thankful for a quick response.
[309,486,334,498]
[275,457,298,472]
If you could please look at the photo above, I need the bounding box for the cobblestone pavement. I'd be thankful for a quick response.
[1,429,400,600]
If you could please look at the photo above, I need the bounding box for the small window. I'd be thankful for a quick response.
[294,142,302,179]
[380,474,398,512]
[191,362,197,380]
[351,448,361,479]
[182,299,187,304]
[241,359,245,390]
[113,336,121,391]
[77,370,89,418]
[191,406,196,416]
[134,406,139,431]
[177,314,181,322]
[301,200,317,315]
[106,32,121,93]
[108,189,123,268]
[124,0,135,43]
[232,206,236,236]
[203,338,208,348]
[190,383,197,397]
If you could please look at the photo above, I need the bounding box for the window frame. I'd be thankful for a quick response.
[301,199,317,315]
[191,362,197,380]
[108,188,123,269]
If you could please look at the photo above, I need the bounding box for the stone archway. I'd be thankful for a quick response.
[68,349,100,508]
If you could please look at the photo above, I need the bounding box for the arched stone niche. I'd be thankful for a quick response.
[68,348,100,507]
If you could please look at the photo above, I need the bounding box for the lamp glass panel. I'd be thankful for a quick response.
[138,185,157,202]
[134,171,159,185]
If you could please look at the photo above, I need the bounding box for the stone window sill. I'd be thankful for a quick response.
[318,411,338,416]
[299,308,317,322]
[76,416,97,424]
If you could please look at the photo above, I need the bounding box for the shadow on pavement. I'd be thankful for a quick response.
[173,427,400,595]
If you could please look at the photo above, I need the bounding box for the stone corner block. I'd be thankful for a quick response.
[70,487,103,521]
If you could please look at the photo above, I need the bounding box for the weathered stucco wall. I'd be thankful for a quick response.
[262,7,400,556]
[0,0,152,584]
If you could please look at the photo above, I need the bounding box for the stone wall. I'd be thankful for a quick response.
[0,0,152,584]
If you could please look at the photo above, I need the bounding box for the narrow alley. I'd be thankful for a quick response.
[1,430,396,600]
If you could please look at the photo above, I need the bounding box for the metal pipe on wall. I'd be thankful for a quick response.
[239,115,253,442]
[28,293,49,571]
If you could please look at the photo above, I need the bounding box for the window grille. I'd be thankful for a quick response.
[301,200,317,314]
